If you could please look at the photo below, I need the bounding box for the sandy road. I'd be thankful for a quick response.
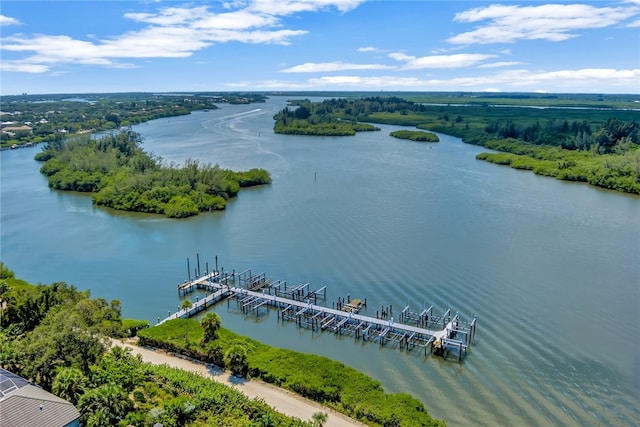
[111,339,366,427]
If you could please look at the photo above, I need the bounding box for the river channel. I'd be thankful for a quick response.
[1,96,638,426]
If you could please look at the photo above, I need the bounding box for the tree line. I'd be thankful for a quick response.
[1,92,268,148]
[0,263,316,426]
[482,117,639,153]
[270,96,640,194]
[273,98,381,135]
[35,130,271,218]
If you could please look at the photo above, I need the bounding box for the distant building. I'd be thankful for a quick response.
[1,125,33,136]
[0,369,80,427]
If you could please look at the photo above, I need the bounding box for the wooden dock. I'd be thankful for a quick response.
[165,268,477,361]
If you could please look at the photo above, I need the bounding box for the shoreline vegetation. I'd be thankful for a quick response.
[0,263,445,426]
[390,130,439,142]
[4,91,638,195]
[1,92,267,149]
[34,131,271,218]
[138,318,444,427]
[272,95,639,195]
[273,99,381,135]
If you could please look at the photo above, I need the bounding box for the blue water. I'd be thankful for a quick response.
[1,97,638,426]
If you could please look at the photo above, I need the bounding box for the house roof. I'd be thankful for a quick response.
[1,125,32,132]
[0,369,80,427]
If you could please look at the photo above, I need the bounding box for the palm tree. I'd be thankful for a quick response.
[78,383,132,425]
[180,299,193,344]
[224,344,248,377]
[201,312,221,343]
[52,367,86,405]
[85,411,110,427]
[312,411,328,427]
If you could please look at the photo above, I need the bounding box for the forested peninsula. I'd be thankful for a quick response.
[0,262,445,426]
[34,131,271,218]
[274,96,640,194]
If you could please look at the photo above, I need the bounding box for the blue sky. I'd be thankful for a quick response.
[1,0,639,95]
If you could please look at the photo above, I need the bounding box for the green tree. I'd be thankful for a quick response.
[312,411,328,427]
[0,341,18,372]
[224,344,249,377]
[78,383,133,426]
[19,317,105,389]
[85,410,110,427]
[52,367,87,405]
[201,312,221,343]
[0,261,15,279]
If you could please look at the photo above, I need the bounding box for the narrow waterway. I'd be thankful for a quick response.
[1,97,638,426]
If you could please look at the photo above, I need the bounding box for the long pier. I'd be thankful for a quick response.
[163,268,477,361]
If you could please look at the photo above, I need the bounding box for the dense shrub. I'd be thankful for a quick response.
[390,130,439,142]
[139,320,445,426]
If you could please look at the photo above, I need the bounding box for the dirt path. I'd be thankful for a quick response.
[111,339,365,427]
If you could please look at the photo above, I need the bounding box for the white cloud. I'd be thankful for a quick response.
[441,68,640,90]
[478,61,525,68]
[389,52,496,69]
[358,46,380,52]
[236,67,639,92]
[0,15,20,26]
[127,7,280,31]
[125,7,209,26]
[448,3,640,44]
[0,62,49,73]
[0,1,356,73]
[628,19,640,27]
[281,61,395,72]
[249,0,366,15]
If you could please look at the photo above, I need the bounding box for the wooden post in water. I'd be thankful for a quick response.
[187,257,191,282]
[443,309,450,328]
[215,256,218,273]
[471,315,477,342]
[197,253,201,277]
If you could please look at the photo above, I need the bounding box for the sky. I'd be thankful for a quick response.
[0,0,639,95]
